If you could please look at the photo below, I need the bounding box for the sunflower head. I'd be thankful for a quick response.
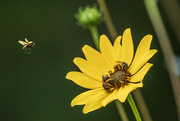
[75,4,103,28]
[102,61,132,92]
[66,28,157,114]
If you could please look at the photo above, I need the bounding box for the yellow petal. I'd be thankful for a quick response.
[129,49,157,74]
[113,36,123,62]
[82,45,110,75]
[129,35,157,74]
[101,89,119,107]
[100,35,116,71]
[83,88,107,114]
[117,83,143,102]
[113,36,121,51]
[130,63,153,82]
[66,71,102,89]
[73,57,102,81]
[121,28,134,66]
[71,88,103,107]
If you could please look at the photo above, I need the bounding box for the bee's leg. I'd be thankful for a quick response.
[108,70,113,75]
[27,48,31,54]
[114,64,119,71]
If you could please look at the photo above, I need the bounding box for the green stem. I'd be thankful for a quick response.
[89,26,100,51]
[127,94,142,121]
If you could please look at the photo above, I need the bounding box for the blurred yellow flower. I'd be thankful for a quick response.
[66,28,157,114]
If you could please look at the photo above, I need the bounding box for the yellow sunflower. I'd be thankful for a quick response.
[66,28,157,114]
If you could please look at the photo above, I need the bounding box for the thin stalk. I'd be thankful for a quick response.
[115,100,129,121]
[159,0,180,45]
[89,26,100,51]
[144,0,180,120]
[133,90,152,121]
[97,0,118,39]
[127,94,142,121]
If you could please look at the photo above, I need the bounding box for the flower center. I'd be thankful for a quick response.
[102,61,131,92]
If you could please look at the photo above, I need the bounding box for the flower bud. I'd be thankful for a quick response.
[75,4,103,28]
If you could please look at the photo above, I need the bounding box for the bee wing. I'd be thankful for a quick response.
[18,40,27,45]
[25,38,29,42]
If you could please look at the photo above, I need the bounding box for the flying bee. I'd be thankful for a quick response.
[18,38,35,54]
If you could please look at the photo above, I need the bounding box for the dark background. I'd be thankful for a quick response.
[0,0,179,121]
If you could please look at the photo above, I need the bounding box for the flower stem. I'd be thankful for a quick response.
[89,26,100,51]
[127,94,142,121]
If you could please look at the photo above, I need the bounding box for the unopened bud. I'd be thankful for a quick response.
[75,4,103,29]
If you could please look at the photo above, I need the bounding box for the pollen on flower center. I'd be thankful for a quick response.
[110,71,126,83]
[102,62,131,92]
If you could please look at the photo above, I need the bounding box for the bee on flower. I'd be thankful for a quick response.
[66,28,157,114]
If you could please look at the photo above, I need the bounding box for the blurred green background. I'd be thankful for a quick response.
[0,0,179,121]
